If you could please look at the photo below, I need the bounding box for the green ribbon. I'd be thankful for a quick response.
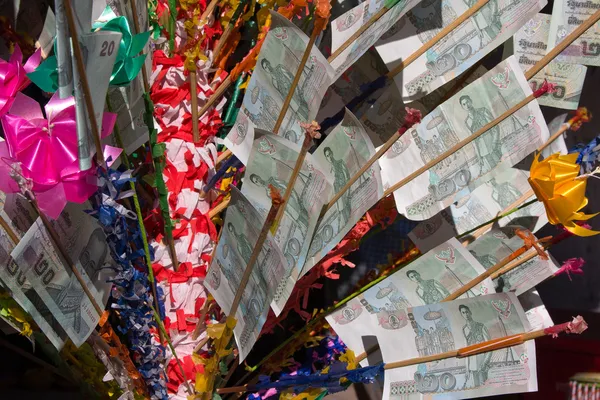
[28,7,150,92]
[27,54,57,93]
[144,93,176,254]
[168,0,177,53]
[92,7,151,86]
[222,73,245,127]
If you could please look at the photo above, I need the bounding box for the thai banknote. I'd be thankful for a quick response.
[0,193,68,349]
[73,30,122,170]
[361,65,488,146]
[10,203,114,347]
[380,57,549,221]
[466,226,559,296]
[302,109,383,275]
[407,169,545,252]
[548,0,600,66]
[382,292,537,399]
[204,187,289,361]
[375,0,547,101]
[55,0,74,98]
[326,238,495,361]
[329,0,422,81]
[514,13,587,110]
[224,11,334,164]
[241,131,332,315]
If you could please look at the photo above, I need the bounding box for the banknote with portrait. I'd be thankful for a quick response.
[302,109,384,275]
[375,0,547,101]
[10,203,114,347]
[382,292,537,399]
[326,238,495,360]
[379,57,549,221]
[205,187,289,361]
[225,12,334,164]
[0,193,68,349]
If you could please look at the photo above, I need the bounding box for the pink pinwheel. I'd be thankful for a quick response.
[0,93,116,219]
[0,45,41,117]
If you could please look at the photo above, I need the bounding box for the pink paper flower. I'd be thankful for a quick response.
[0,45,41,117]
[0,93,116,218]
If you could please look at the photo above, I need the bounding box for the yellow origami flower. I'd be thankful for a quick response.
[529,152,598,236]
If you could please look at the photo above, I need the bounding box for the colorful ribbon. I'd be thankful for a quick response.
[93,7,151,86]
[529,152,599,237]
[0,44,40,116]
[0,93,115,218]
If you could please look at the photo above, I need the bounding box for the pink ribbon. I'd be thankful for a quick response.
[554,258,585,281]
[0,93,116,219]
[0,45,41,117]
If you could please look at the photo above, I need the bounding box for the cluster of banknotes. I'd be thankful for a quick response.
[0,194,114,350]
[327,230,558,399]
[209,0,578,363]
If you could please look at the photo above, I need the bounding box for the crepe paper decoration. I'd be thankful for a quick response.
[571,135,600,174]
[61,341,125,398]
[0,44,40,116]
[0,93,115,218]
[196,316,237,396]
[92,7,151,86]
[0,291,33,338]
[90,166,169,399]
[278,0,309,21]
[220,363,384,394]
[555,258,585,281]
[529,152,599,237]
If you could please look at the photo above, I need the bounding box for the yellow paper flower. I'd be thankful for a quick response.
[529,152,598,236]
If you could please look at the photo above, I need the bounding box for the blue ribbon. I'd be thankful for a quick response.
[203,155,243,193]
[569,135,600,173]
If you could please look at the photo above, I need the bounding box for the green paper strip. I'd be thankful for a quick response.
[223,73,245,126]
[384,0,403,9]
[28,55,58,93]
[144,93,176,261]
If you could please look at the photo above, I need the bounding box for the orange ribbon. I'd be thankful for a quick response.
[529,153,599,237]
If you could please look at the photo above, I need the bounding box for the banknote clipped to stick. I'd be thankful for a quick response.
[513,13,587,110]
[379,57,549,222]
[374,0,548,101]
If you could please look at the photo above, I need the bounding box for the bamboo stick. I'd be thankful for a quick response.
[129,0,151,90]
[273,28,320,134]
[271,130,314,230]
[200,0,221,24]
[219,317,586,394]
[0,215,19,244]
[230,187,283,316]
[197,75,233,123]
[190,71,200,142]
[63,0,104,165]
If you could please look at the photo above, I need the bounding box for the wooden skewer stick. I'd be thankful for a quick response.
[271,128,315,230]
[200,0,221,25]
[327,7,388,63]
[26,193,104,316]
[190,71,201,142]
[384,318,586,370]
[230,187,283,316]
[0,215,19,244]
[197,75,233,124]
[216,149,232,166]
[443,233,551,301]
[219,317,587,394]
[129,0,150,90]
[382,92,538,197]
[272,28,320,134]
[63,0,104,165]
